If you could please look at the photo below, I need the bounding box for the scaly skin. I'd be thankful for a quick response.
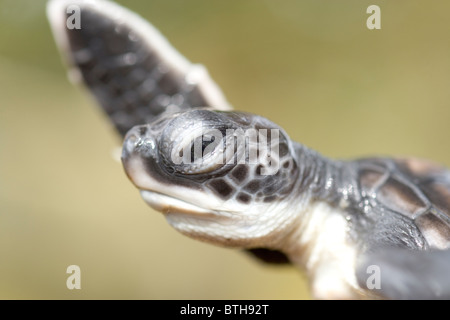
[48,0,450,299]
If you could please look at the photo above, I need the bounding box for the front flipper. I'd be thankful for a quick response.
[245,248,291,264]
[47,0,232,137]
[356,247,450,299]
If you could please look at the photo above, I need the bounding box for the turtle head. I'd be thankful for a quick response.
[121,109,301,248]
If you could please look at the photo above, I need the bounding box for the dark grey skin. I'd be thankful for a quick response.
[48,0,450,299]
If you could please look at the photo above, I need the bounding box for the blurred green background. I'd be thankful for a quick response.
[0,0,449,299]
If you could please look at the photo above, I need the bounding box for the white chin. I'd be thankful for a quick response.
[140,190,213,216]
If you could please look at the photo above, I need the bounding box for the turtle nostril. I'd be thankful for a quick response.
[123,133,138,157]
[123,125,156,159]
[128,134,138,144]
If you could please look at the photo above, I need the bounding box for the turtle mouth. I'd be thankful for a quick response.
[140,190,223,218]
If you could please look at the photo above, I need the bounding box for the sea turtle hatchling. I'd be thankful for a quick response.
[47,0,450,299]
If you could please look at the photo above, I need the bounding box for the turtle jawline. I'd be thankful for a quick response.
[140,190,220,218]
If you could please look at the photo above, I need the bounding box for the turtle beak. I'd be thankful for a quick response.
[121,124,160,190]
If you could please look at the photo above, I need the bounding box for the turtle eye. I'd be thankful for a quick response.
[189,135,220,162]
[169,129,228,175]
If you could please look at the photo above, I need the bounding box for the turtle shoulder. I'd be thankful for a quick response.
[352,157,450,249]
